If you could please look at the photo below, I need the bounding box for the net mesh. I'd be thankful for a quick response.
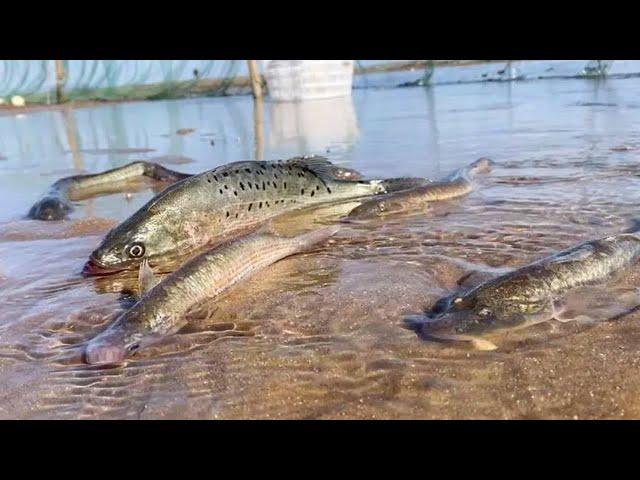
[0,60,626,105]
[0,60,245,104]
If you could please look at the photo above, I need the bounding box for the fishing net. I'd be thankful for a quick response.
[0,60,630,105]
[0,60,245,104]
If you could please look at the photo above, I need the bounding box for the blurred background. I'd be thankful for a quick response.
[0,60,635,104]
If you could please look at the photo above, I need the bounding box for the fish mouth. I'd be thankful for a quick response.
[82,259,126,277]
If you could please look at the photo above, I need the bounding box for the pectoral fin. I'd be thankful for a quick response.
[138,258,159,295]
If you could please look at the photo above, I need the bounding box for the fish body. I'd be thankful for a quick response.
[348,157,492,219]
[84,225,340,364]
[28,161,191,221]
[84,156,384,275]
[405,232,640,345]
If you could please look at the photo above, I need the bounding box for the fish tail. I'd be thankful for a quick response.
[292,225,341,252]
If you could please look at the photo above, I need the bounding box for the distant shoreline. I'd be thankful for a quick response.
[0,60,502,115]
[353,60,501,75]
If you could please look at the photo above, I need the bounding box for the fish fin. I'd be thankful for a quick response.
[380,177,431,193]
[293,225,341,252]
[402,314,429,332]
[138,258,159,295]
[283,155,364,183]
[255,220,278,236]
[470,338,498,351]
[549,244,595,264]
[456,270,496,289]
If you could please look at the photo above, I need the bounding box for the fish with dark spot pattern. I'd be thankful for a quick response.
[83,156,387,275]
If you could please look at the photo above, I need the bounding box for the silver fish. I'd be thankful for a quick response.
[28,161,190,221]
[84,225,340,364]
[348,157,493,219]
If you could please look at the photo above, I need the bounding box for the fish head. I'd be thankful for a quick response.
[84,323,139,365]
[420,294,548,338]
[28,196,72,220]
[468,157,494,176]
[409,292,502,339]
[83,310,165,365]
[83,208,178,276]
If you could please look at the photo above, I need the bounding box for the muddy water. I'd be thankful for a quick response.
[3,78,640,418]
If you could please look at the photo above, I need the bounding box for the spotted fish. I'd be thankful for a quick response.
[82,156,385,275]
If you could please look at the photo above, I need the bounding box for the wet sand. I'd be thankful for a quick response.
[3,78,640,418]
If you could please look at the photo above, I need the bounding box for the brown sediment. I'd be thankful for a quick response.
[0,218,117,242]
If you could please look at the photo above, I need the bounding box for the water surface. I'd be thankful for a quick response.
[2,78,640,418]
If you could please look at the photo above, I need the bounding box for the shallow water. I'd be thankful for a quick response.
[3,78,640,418]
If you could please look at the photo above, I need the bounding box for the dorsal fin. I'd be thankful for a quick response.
[138,258,160,296]
[282,155,364,182]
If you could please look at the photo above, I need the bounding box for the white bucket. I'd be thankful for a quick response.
[263,60,354,102]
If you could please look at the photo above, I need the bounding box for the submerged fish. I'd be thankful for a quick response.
[83,156,386,275]
[84,225,340,364]
[28,161,191,221]
[347,157,493,219]
[404,232,640,350]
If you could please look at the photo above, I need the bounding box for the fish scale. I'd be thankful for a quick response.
[85,156,384,274]
[83,226,340,364]
[347,157,493,219]
[405,232,640,348]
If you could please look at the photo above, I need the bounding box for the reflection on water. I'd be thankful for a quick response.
[268,96,358,160]
[5,78,640,418]
[253,97,264,161]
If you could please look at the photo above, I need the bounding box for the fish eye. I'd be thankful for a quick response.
[127,343,140,353]
[127,243,145,258]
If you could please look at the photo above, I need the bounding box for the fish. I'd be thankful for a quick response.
[83,225,340,364]
[404,231,640,350]
[347,157,493,219]
[28,161,191,221]
[83,156,386,276]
